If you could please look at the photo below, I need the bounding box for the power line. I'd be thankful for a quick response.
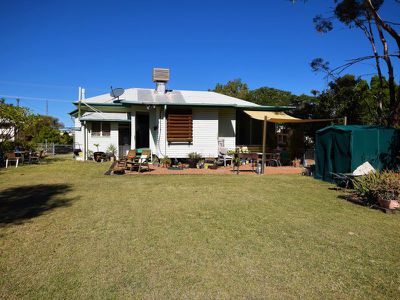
[19,99,46,114]
[0,94,72,103]
[0,80,106,92]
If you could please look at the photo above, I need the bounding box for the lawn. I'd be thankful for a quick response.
[0,156,399,299]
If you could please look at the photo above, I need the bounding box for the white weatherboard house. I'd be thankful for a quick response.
[70,69,289,160]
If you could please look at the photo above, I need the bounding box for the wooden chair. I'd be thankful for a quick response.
[5,153,21,168]
[119,149,137,171]
[29,151,42,164]
[131,150,151,172]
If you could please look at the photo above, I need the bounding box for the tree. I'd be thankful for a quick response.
[314,75,371,124]
[0,102,33,147]
[213,79,249,99]
[296,0,400,126]
[26,115,67,144]
[212,75,393,125]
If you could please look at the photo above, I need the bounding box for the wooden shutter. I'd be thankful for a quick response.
[167,109,193,143]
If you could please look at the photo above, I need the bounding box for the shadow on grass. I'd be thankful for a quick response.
[0,184,74,226]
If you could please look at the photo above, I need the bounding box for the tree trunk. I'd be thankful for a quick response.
[375,21,398,126]
[360,17,384,122]
[366,0,400,59]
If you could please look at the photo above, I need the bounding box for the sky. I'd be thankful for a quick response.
[1,0,399,127]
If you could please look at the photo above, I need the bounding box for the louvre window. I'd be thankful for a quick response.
[167,109,193,143]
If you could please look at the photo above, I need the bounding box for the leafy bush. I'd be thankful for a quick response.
[161,156,171,166]
[188,152,202,159]
[106,144,117,156]
[353,171,400,205]
[227,150,236,155]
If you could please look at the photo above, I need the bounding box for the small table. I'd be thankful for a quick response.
[233,153,260,174]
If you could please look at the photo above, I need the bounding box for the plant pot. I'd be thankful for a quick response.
[378,199,400,210]
[188,159,199,168]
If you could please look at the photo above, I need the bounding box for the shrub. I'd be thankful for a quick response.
[353,171,400,205]
[188,152,202,160]
[160,156,171,166]
[106,144,117,156]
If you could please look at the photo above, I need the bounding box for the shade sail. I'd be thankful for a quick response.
[244,111,333,123]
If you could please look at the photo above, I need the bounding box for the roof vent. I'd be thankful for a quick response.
[153,68,170,82]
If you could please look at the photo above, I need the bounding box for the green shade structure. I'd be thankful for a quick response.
[315,125,400,182]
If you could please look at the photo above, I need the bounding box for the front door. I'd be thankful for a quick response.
[118,123,131,158]
[136,113,150,149]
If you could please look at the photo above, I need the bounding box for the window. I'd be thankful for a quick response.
[102,122,110,136]
[167,109,193,143]
[91,122,101,136]
[91,122,111,137]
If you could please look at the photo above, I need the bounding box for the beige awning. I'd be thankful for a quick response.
[244,111,333,123]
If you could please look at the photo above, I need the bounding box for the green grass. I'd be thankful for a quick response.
[0,156,399,299]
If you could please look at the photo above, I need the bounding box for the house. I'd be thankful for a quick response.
[0,120,16,143]
[70,68,291,160]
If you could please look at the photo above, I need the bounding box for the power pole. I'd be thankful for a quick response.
[16,98,20,107]
[46,99,49,115]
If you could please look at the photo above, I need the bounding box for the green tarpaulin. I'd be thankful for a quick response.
[315,125,400,182]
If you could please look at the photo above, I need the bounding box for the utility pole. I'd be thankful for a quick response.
[16,98,20,107]
[46,99,49,115]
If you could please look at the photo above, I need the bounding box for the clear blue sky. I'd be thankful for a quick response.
[1,0,399,126]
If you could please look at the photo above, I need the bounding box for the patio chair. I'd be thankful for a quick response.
[267,150,281,167]
[5,152,21,168]
[118,149,136,170]
[29,151,42,164]
[218,147,233,166]
[131,150,151,172]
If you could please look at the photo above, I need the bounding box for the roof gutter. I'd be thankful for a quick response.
[115,100,294,111]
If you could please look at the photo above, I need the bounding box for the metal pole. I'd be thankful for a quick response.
[261,116,267,174]
[83,121,87,160]
[343,116,347,125]
[78,87,82,118]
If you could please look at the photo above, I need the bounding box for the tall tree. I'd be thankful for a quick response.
[213,79,249,99]
[0,102,33,148]
[296,0,400,126]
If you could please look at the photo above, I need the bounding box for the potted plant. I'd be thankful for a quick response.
[106,144,117,161]
[87,150,94,160]
[353,171,400,210]
[374,173,400,209]
[188,152,202,168]
[160,156,171,168]
[376,194,400,209]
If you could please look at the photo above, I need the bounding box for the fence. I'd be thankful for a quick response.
[304,148,315,160]
[37,143,73,155]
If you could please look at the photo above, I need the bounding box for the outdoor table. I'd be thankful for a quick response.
[233,153,260,174]
[15,151,30,163]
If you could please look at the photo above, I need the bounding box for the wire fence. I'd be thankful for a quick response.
[36,143,73,155]
[304,148,315,160]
